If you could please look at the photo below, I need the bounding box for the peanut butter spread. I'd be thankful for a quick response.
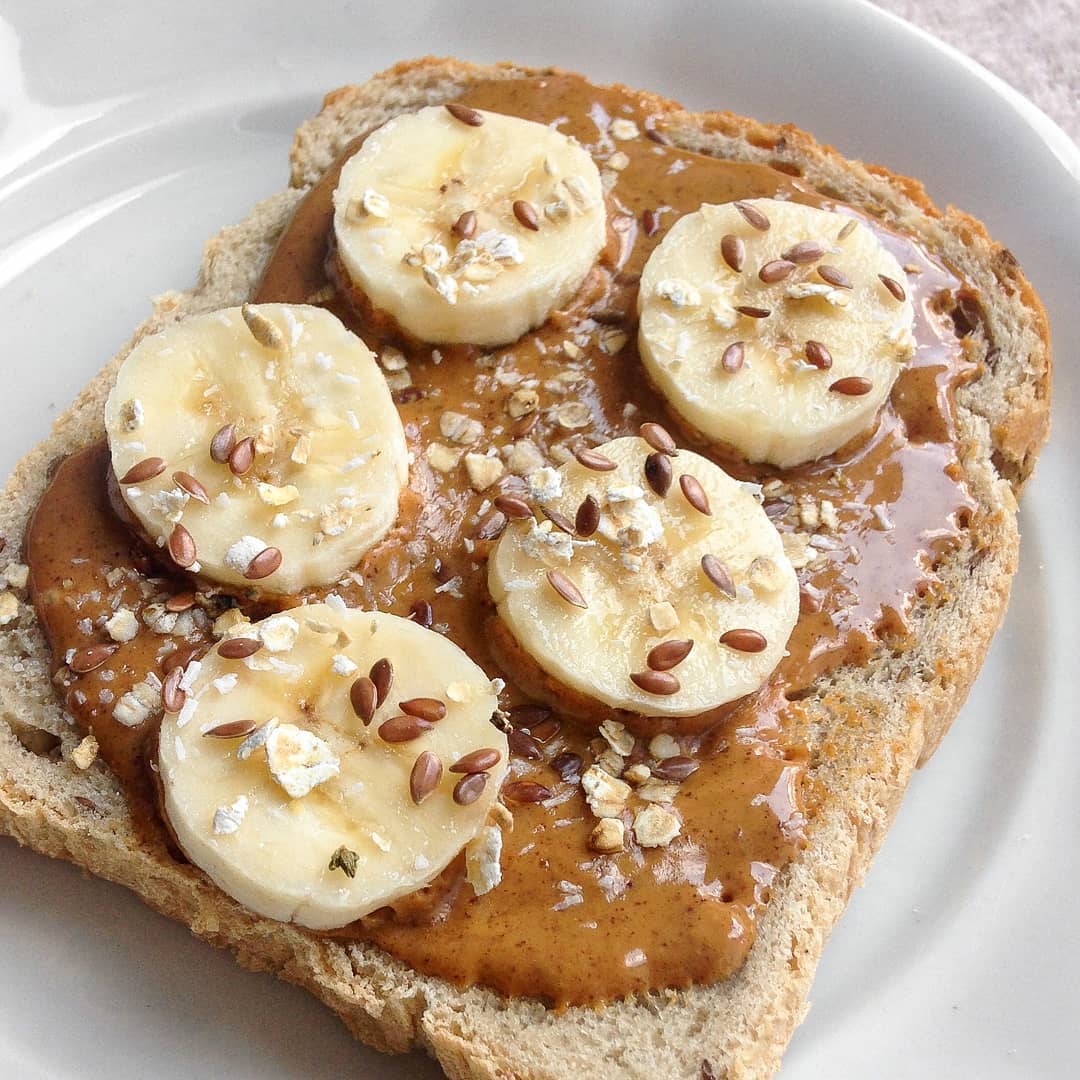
[25,74,978,1007]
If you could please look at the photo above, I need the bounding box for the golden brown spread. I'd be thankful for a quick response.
[25,73,977,1007]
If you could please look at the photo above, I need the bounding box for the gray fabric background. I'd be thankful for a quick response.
[872,0,1078,139]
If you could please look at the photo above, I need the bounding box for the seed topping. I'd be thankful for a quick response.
[502,780,552,804]
[203,719,258,740]
[210,423,236,464]
[651,756,700,782]
[228,436,256,477]
[173,471,210,504]
[719,628,768,653]
[575,494,600,537]
[120,457,166,485]
[721,341,745,374]
[475,509,508,542]
[410,751,443,805]
[452,210,478,240]
[546,568,588,609]
[817,265,853,290]
[804,341,833,370]
[508,728,543,760]
[647,638,694,671]
[161,665,186,713]
[509,703,552,728]
[450,747,502,774]
[542,507,576,535]
[244,546,282,580]
[630,669,681,695]
[679,474,711,515]
[701,554,736,599]
[165,591,196,613]
[644,451,673,497]
[400,697,447,723]
[513,199,540,231]
[735,304,771,319]
[494,494,533,520]
[837,218,859,241]
[720,233,745,272]
[408,598,433,627]
[69,643,118,674]
[378,715,434,743]
[733,201,770,231]
[782,240,825,264]
[639,421,677,455]
[168,524,197,568]
[879,274,907,301]
[574,447,617,472]
[829,376,873,396]
[370,657,393,707]
[218,637,262,660]
[453,772,488,805]
[350,676,377,724]
[758,259,796,283]
[445,102,484,126]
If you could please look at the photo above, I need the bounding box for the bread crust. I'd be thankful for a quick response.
[0,58,1050,1078]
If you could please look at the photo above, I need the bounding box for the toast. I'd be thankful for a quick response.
[0,58,1050,1078]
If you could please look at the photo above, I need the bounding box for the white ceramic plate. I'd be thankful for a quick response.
[1,1,1077,1076]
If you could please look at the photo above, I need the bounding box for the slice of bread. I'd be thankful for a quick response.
[0,58,1050,1078]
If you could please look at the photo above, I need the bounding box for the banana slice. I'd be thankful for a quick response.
[104,304,408,593]
[332,104,606,346]
[638,199,915,468]
[158,604,508,930]
[488,435,798,717]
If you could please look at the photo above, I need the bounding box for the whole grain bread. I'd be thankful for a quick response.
[0,58,1050,1079]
